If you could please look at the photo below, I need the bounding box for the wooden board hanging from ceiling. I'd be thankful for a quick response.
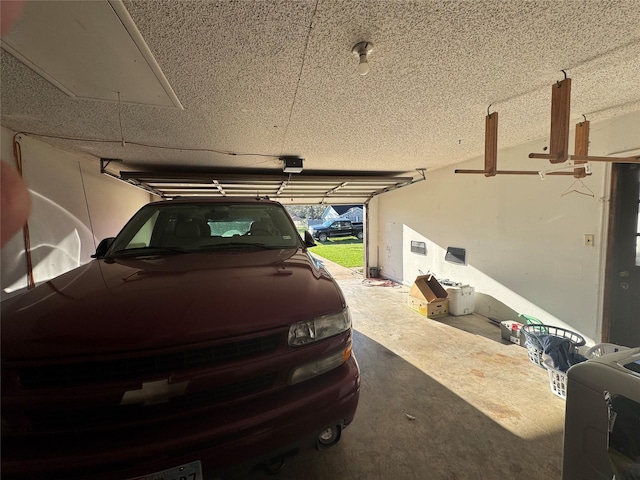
[529,78,571,163]
[573,120,589,178]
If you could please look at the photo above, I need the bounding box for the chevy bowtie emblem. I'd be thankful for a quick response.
[120,379,189,406]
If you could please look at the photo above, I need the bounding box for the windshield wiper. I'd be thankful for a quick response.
[107,246,190,258]
[196,242,275,250]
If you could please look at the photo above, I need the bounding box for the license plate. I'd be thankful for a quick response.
[126,460,202,480]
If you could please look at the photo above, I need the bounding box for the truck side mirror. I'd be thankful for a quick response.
[91,237,115,258]
[304,230,316,248]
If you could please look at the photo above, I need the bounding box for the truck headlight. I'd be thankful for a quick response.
[288,308,351,347]
[289,342,352,385]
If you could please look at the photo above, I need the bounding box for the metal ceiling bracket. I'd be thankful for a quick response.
[212,180,226,196]
[276,180,288,196]
[366,173,425,201]
[100,157,123,174]
[99,158,163,197]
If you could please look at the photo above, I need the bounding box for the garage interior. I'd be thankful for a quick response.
[1,1,640,479]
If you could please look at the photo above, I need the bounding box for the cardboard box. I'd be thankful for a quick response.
[407,297,449,318]
[427,299,449,318]
[407,296,429,316]
[500,321,525,347]
[409,275,448,303]
[408,275,449,318]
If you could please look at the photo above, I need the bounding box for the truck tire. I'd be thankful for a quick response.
[318,233,328,242]
[356,231,363,240]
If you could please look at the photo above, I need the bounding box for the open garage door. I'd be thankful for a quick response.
[100,163,425,277]
[101,161,425,205]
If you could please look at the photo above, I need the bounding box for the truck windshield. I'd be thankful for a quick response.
[322,219,341,227]
[106,202,301,257]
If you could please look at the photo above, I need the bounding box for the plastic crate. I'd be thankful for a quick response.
[521,324,586,369]
[585,343,629,358]
[543,356,567,399]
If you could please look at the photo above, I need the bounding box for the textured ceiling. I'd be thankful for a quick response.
[2,0,640,189]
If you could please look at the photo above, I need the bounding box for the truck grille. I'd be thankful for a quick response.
[16,334,280,388]
[28,373,278,433]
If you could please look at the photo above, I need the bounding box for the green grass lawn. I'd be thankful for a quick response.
[309,237,363,268]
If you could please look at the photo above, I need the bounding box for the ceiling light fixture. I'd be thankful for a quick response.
[281,156,304,173]
[352,41,374,76]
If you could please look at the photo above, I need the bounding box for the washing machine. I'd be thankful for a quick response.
[562,347,640,480]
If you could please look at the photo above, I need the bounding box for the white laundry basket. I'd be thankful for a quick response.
[585,343,630,359]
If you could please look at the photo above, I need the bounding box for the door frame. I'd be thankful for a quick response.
[602,161,639,343]
[602,164,620,343]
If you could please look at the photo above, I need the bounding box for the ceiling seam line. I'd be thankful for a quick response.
[13,131,278,158]
[279,0,320,156]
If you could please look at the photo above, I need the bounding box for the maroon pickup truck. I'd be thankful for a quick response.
[1,197,360,479]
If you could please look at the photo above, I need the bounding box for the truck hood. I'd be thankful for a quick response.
[1,249,345,360]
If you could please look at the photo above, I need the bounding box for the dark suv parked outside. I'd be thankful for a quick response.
[1,197,360,479]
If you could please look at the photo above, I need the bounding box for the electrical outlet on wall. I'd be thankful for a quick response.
[584,234,595,247]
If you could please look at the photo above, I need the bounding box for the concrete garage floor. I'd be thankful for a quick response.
[248,260,567,480]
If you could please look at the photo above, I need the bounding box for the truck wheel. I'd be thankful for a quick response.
[319,233,328,242]
[357,231,363,240]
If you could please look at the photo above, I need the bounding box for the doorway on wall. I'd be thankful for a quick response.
[603,163,640,347]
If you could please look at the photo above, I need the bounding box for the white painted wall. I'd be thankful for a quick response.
[370,110,640,344]
[1,127,153,299]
